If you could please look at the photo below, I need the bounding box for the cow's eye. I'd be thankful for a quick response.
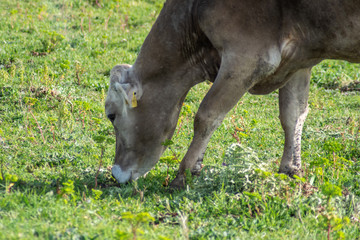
[107,114,116,122]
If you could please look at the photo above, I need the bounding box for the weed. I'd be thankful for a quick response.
[118,212,155,240]
[39,30,65,53]
[318,182,350,240]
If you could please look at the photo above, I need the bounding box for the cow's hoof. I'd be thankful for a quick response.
[191,163,204,176]
[279,167,303,178]
[169,174,186,190]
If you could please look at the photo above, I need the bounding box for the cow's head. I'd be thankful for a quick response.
[105,64,183,183]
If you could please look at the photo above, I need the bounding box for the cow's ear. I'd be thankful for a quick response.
[109,64,142,108]
[119,83,142,108]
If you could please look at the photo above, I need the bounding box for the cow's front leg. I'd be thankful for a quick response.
[278,68,311,177]
[170,54,277,189]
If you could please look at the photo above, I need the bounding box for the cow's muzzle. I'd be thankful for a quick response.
[112,164,132,183]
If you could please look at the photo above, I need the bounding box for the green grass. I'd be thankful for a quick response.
[1,0,359,239]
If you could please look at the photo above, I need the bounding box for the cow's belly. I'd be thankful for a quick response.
[248,70,293,95]
[249,57,322,95]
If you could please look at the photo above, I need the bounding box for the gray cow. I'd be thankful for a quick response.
[105,0,360,188]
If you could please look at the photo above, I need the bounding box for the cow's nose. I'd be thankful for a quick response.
[107,114,116,122]
[112,165,132,183]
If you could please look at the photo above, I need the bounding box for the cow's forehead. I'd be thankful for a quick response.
[106,85,125,105]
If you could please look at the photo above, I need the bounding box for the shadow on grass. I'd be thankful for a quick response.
[2,163,259,203]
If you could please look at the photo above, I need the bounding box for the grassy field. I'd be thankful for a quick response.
[0,0,359,239]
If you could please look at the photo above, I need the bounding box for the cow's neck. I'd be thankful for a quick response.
[128,0,219,143]
[134,0,193,83]
[133,0,219,86]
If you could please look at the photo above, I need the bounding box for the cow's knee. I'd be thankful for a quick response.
[194,106,223,138]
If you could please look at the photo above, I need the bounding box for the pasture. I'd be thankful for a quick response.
[0,0,359,239]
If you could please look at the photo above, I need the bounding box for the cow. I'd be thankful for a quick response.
[105,0,360,188]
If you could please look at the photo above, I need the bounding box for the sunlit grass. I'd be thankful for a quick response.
[1,0,359,239]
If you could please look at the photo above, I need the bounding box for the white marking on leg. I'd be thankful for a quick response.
[293,105,309,169]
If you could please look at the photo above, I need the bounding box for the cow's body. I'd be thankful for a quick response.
[105,0,360,187]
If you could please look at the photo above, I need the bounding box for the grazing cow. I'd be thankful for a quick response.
[105,0,360,188]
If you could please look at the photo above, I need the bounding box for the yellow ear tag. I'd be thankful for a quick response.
[131,92,137,108]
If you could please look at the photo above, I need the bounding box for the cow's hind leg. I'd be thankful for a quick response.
[170,53,280,189]
[278,68,311,176]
